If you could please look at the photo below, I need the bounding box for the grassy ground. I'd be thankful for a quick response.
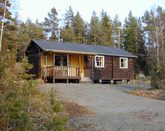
[63,101,95,117]
[129,89,165,100]
[126,78,165,100]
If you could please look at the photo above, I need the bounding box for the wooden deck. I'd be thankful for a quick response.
[42,66,80,82]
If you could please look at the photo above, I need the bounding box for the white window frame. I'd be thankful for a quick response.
[120,57,128,69]
[95,55,104,68]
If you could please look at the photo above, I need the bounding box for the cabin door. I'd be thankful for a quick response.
[83,55,92,78]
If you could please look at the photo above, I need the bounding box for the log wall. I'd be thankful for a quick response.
[93,56,135,81]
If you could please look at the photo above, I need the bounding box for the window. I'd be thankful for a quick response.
[120,57,128,69]
[55,55,68,66]
[55,55,61,66]
[95,55,104,68]
[63,55,67,66]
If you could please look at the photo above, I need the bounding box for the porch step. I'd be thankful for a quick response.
[80,77,92,83]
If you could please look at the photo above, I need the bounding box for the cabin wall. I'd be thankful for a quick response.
[26,42,41,78]
[93,56,136,81]
[41,52,53,67]
[112,57,135,80]
[41,53,85,68]
[70,54,79,67]
[93,56,113,80]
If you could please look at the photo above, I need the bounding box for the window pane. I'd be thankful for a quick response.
[96,57,99,62]
[100,61,102,66]
[55,55,61,66]
[121,59,124,63]
[121,62,124,67]
[100,57,103,62]
[120,58,128,68]
[63,55,67,66]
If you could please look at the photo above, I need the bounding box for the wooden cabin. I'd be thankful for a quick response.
[25,39,137,83]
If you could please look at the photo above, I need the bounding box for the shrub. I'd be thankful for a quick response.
[0,56,67,130]
[151,65,165,89]
[44,88,67,131]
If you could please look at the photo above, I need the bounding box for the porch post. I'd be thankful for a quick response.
[91,55,94,80]
[53,53,55,83]
[67,54,70,80]
[46,55,48,65]
[40,53,43,79]
[78,55,81,77]
[45,55,48,78]
[67,54,70,67]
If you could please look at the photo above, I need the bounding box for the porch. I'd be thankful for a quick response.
[42,66,80,82]
[40,52,93,83]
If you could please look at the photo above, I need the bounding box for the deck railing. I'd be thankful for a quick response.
[42,66,80,79]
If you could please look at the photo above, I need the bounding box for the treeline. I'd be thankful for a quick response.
[19,6,165,75]
[42,6,165,89]
[1,3,165,86]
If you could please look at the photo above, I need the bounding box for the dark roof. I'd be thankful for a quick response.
[31,39,137,58]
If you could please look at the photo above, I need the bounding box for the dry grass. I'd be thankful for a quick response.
[130,89,165,100]
[63,101,95,117]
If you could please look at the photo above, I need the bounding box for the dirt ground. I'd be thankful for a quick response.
[40,83,165,131]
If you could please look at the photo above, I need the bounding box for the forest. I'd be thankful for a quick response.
[0,0,165,130]
[16,5,165,88]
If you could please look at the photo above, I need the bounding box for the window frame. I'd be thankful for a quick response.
[55,55,61,66]
[55,54,68,66]
[95,55,105,68]
[120,57,128,69]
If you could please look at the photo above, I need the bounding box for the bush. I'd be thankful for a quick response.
[0,57,67,130]
[151,65,165,89]
[44,88,67,131]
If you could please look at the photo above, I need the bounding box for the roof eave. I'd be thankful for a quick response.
[95,53,138,58]
[45,49,96,55]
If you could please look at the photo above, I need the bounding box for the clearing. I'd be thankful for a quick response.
[40,83,165,131]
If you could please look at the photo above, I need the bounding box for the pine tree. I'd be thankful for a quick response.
[123,11,138,54]
[142,6,165,89]
[136,18,147,73]
[26,19,44,40]
[41,7,59,41]
[155,6,165,66]
[0,0,18,66]
[73,12,85,43]
[142,10,156,73]
[100,10,113,46]
[64,6,74,27]
[61,6,75,42]
[16,19,44,61]
[142,7,165,70]
[112,14,122,47]
[89,11,101,44]
[142,10,155,51]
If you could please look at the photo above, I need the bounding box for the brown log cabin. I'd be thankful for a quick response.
[25,39,137,83]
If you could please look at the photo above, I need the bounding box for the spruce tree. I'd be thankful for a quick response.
[112,14,122,47]
[100,10,113,46]
[41,7,59,41]
[64,6,74,27]
[89,11,101,44]
[0,0,18,66]
[136,18,147,73]
[61,6,75,42]
[73,12,85,43]
[123,11,138,54]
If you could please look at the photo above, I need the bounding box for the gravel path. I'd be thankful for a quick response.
[40,83,165,131]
